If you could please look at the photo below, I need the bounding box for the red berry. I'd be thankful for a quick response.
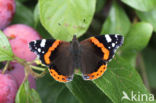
[0,73,18,103]
[8,62,36,89]
[0,0,15,29]
[3,24,41,61]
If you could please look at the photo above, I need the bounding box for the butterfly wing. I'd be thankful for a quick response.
[29,39,74,82]
[91,34,124,61]
[80,34,124,80]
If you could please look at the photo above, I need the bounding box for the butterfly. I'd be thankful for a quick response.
[29,34,124,83]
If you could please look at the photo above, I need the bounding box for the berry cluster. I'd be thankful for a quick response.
[0,1,41,102]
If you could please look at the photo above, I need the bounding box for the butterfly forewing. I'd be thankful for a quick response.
[29,39,56,65]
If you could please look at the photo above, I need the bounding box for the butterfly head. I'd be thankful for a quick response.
[71,35,80,50]
[72,35,77,41]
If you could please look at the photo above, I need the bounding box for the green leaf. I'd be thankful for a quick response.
[36,74,78,103]
[56,87,79,103]
[142,48,156,88]
[33,3,52,39]
[122,22,153,52]
[66,75,112,103]
[101,1,130,36]
[121,22,153,66]
[35,22,52,39]
[121,0,156,12]
[39,0,96,41]
[93,56,153,103]
[16,0,27,3]
[16,80,42,103]
[34,3,40,27]
[12,1,34,27]
[31,89,42,103]
[96,0,106,13]
[136,9,156,32]
[0,31,13,61]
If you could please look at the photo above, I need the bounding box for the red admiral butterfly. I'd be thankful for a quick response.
[29,34,124,83]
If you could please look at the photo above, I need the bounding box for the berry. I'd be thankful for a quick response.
[0,73,18,103]
[0,0,15,29]
[8,62,36,89]
[3,24,41,61]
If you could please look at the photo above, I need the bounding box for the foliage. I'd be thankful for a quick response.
[0,31,13,61]
[39,0,96,41]
[16,80,42,103]
[0,0,156,103]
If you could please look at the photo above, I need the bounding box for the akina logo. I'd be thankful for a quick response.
[122,91,154,102]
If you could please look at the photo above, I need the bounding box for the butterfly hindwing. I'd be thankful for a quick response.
[29,39,74,82]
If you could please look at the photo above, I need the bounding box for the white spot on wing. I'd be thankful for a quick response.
[42,51,45,53]
[38,48,41,52]
[112,43,115,47]
[108,46,111,49]
[40,39,46,47]
[34,40,36,44]
[105,35,112,43]
[115,34,118,38]
[32,40,36,44]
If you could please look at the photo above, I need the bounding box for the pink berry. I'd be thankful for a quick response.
[8,62,36,89]
[3,24,41,61]
[0,0,15,29]
[0,73,18,103]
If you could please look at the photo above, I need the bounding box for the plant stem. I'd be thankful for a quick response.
[2,61,10,74]
[13,55,46,78]
[30,65,45,71]
[14,56,26,65]
[28,65,47,78]
[23,66,29,82]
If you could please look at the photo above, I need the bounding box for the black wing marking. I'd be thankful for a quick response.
[94,34,124,61]
[29,39,56,65]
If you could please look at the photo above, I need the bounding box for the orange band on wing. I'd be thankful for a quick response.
[87,64,107,80]
[48,69,69,82]
[44,40,61,64]
[90,37,109,60]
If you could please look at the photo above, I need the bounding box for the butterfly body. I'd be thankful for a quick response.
[29,34,124,83]
[70,35,81,69]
